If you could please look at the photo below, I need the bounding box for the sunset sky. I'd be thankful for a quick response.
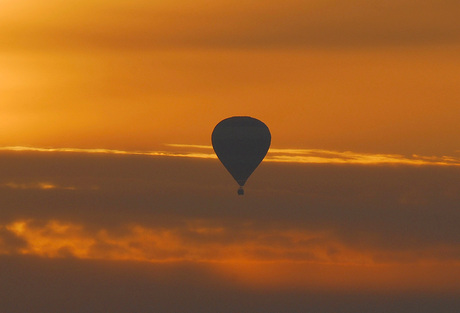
[1,1,460,312]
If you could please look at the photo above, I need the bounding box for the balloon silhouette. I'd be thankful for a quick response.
[212,116,271,195]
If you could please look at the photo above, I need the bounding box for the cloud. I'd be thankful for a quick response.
[168,144,460,166]
[1,150,460,311]
[3,145,460,166]
[1,150,460,262]
[1,182,77,190]
[0,227,28,254]
[1,219,363,264]
[0,254,459,313]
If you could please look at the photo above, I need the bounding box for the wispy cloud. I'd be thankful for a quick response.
[2,145,460,166]
[5,220,459,296]
[168,144,460,166]
[1,182,76,190]
[3,219,459,266]
[0,146,215,160]
[1,219,347,263]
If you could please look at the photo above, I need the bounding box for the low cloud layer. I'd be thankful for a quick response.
[1,151,459,261]
[1,151,459,311]
[2,255,458,313]
[4,145,460,166]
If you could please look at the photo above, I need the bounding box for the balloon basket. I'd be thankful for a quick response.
[237,187,244,196]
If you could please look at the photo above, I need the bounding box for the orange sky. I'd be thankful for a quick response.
[1,1,460,311]
[1,0,460,155]
[3,217,459,293]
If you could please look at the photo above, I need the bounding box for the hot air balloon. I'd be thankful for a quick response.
[212,116,271,195]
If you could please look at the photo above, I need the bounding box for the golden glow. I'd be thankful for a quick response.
[2,219,454,266]
[7,221,27,235]
[216,260,460,292]
[2,219,459,291]
[1,181,76,190]
[3,219,459,266]
[171,144,460,165]
[2,145,460,166]
[0,145,216,160]
[4,219,356,263]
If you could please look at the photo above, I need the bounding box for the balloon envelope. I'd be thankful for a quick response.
[212,116,271,192]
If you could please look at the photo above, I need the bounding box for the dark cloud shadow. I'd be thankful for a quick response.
[0,255,459,313]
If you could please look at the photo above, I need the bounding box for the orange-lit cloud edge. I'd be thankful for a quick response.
[2,218,460,291]
[2,145,460,291]
[2,144,460,166]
